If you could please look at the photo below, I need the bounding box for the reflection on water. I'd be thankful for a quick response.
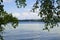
[1,22,60,40]
[0,35,4,40]
[0,31,4,40]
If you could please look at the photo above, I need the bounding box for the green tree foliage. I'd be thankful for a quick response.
[15,0,60,30]
[15,0,26,8]
[0,0,18,32]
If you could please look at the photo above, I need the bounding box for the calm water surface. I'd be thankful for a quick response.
[3,22,60,40]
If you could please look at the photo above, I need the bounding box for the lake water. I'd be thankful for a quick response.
[2,22,60,40]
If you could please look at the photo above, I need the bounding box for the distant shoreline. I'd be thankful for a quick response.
[19,19,43,22]
[19,19,60,22]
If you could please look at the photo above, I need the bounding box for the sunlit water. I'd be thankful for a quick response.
[3,22,60,40]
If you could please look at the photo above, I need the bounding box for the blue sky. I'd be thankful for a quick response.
[3,0,40,20]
